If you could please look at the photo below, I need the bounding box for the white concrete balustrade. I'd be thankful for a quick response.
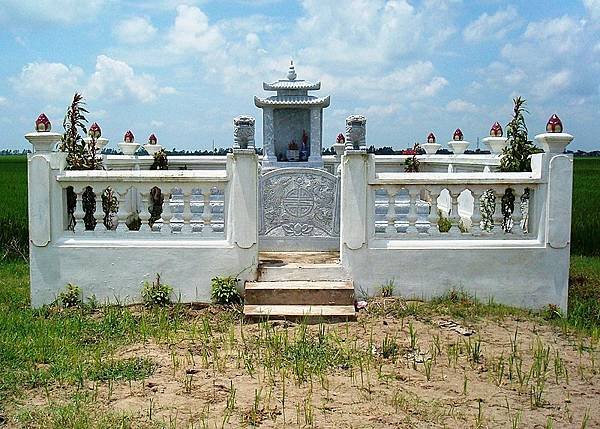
[26,125,574,312]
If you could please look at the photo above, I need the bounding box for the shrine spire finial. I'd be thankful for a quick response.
[287,60,297,81]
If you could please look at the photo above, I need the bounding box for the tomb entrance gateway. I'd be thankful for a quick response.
[254,62,340,251]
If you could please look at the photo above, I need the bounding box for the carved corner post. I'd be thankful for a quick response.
[228,148,259,252]
[25,130,65,307]
[233,115,256,150]
[308,107,322,162]
[340,147,369,259]
[533,130,574,312]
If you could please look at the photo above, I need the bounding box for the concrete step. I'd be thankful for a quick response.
[245,280,354,306]
[243,304,356,321]
[257,263,349,282]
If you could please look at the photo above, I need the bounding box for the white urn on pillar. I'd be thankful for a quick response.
[118,130,140,155]
[534,114,573,153]
[25,113,62,153]
[447,128,470,154]
[481,122,508,154]
[143,133,163,155]
[422,132,441,154]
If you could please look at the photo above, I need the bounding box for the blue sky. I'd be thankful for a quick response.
[1,0,599,152]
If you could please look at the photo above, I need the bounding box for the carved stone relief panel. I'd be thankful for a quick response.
[260,168,339,238]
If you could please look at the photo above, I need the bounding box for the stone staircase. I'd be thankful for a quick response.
[243,254,356,321]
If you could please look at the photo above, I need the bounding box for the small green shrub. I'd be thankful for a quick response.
[57,283,82,308]
[141,273,173,307]
[379,279,395,297]
[542,303,563,320]
[211,276,241,305]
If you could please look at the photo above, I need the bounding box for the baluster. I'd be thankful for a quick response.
[448,188,461,235]
[115,188,130,233]
[492,188,504,234]
[161,191,173,234]
[181,190,193,234]
[520,188,530,234]
[406,187,419,234]
[73,188,85,234]
[94,188,105,233]
[511,186,524,236]
[385,188,397,235]
[201,189,214,236]
[471,188,483,236]
[138,190,151,233]
[427,187,440,235]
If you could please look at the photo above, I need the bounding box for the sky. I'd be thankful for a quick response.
[0,0,599,152]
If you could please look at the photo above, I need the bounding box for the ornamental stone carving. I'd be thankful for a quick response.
[345,115,367,150]
[260,168,339,238]
[233,115,255,149]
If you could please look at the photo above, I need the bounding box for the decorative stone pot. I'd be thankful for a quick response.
[118,142,140,155]
[422,143,441,154]
[144,144,163,155]
[286,149,300,161]
[481,136,508,154]
[448,141,469,154]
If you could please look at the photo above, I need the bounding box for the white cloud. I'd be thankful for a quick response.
[446,98,477,113]
[87,55,169,103]
[166,5,224,54]
[463,6,520,42]
[295,0,456,66]
[0,0,104,24]
[0,96,8,106]
[11,62,84,100]
[113,16,157,44]
[583,0,600,20]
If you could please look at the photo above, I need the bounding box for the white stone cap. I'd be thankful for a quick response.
[24,132,62,153]
[534,132,574,154]
[56,169,228,183]
[372,170,542,185]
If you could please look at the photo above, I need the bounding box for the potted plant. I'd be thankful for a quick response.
[144,133,163,155]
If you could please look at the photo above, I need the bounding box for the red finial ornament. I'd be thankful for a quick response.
[490,122,503,137]
[148,133,158,144]
[546,114,563,133]
[427,132,436,143]
[88,122,101,139]
[35,113,51,132]
[452,128,463,141]
[336,133,345,144]
[124,130,135,143]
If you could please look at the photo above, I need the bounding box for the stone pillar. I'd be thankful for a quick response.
[262,108,274,163]
[233,115,255,149]
[345,115,367,150]
[340,148,369,252]
[228,148,259,251]
[308,108,321,162]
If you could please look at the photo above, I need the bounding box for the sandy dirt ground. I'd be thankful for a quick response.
[8,305,600,429]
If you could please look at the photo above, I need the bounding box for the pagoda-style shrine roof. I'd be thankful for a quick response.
[254,94,330,108]
[263,80,321,91]
[254,61,329,109]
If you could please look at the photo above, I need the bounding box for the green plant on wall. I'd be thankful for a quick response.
[60,93,102,171]
[500,97,540,173]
